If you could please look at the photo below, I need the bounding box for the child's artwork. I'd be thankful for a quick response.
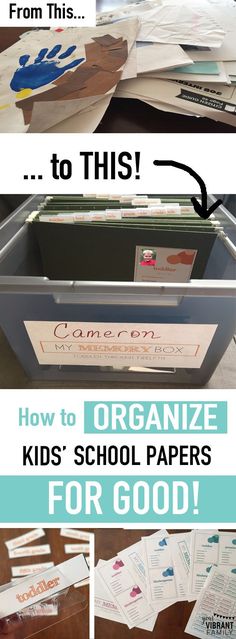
[10,45,85,93]
[0,20,139,132]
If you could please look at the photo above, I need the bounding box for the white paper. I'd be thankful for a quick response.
[119,531,171,614]
[188,530,236,601]
[169,532,191,600]
[9,544,51,559]
[97,0,225,47]
[95,562,156,631]
[225,62,236,77]
[43,95,112,133]
[191,32,236,62]
[218,533,236,571]
[12,562,55,577]
[190,0,236,62]
[151,61,229,84]
[137,4,225,47]
[185,566,236,639]
[5,529,45,551]
[204,0,236,30]
[188,530,219,601]
[117,77,236,127]
[64,544,90,554]
[140,97,196,117]
[95,564,123,624]
[122,43,137,80]
[97,554,154,629]
[60,529,91,542]
[29,94,105,134]
[137,42,192,74]
[142,532,178,609]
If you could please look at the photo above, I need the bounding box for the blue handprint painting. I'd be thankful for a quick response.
[10,44,85,92]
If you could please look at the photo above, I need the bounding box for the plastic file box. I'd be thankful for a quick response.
[1,585,87,639]
[0,195,235,386]
[0,553,89,639]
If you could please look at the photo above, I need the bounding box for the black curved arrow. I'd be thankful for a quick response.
[153,160,222,220]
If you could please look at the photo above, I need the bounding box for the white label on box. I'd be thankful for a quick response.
[2,555,89,618]
[134,246,197,283]
[24,321,218,369]
[5,529,45,551]
[122,207,180,217]
[39,215,75,223]
[105,210,122,220]
[0,0,96,27]
[21,602,59,617]
[9,544,51,559]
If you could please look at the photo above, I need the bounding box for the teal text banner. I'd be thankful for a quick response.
[84,401,227,434]
[0,475,234,523]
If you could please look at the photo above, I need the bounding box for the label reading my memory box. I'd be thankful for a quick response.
[24,322,218,369]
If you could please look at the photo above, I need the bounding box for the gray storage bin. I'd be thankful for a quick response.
[0,194,235,385]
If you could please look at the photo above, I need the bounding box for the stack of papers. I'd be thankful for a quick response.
[95,529,236,637]
[111,0,236,128]
[0,0,236,131]
[28,194,220,282]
